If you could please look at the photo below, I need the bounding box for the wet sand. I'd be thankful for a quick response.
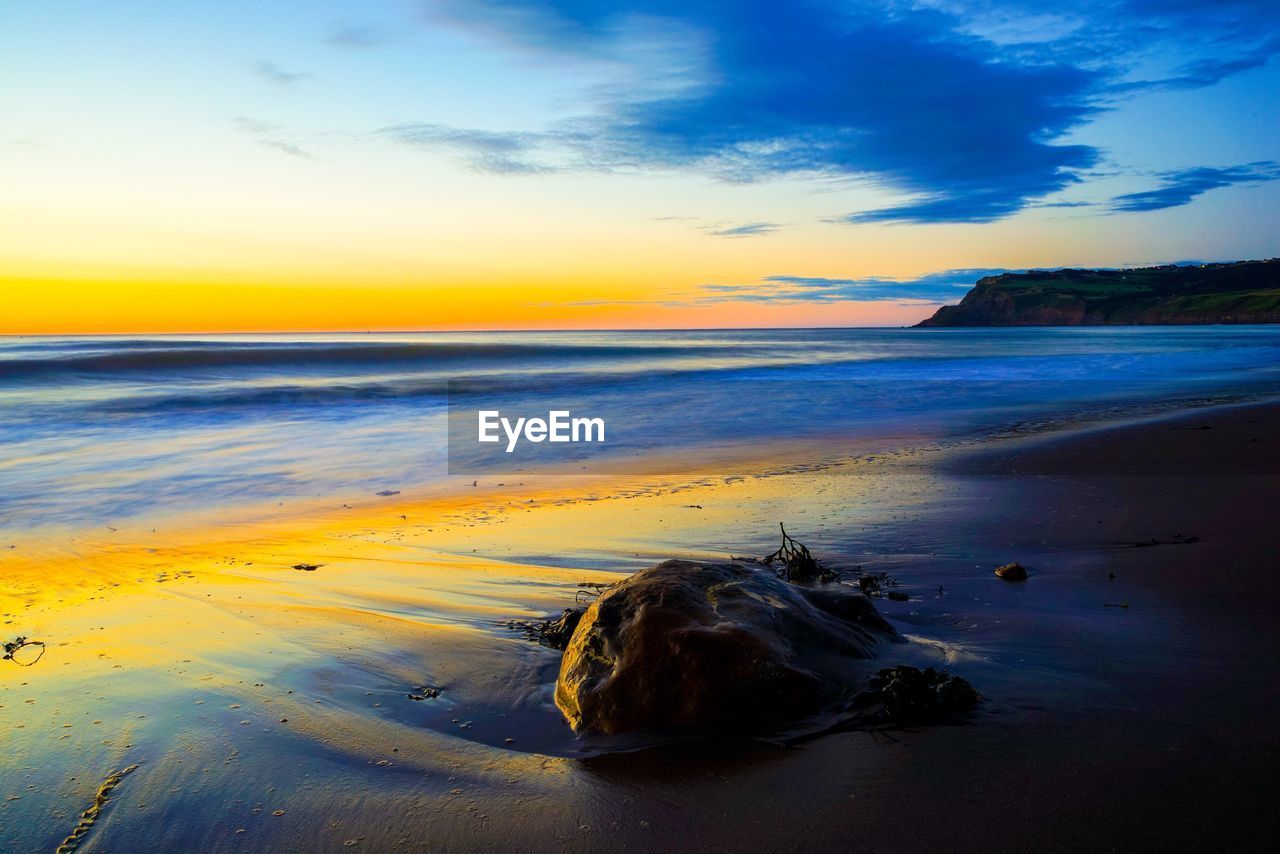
[2,401,1279,852]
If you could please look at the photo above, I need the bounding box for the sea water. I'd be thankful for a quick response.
[1,327,1278,536]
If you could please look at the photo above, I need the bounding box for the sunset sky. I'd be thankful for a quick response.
[3,0,1278,331]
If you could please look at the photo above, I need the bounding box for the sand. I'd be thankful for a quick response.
[2,401,1278,851]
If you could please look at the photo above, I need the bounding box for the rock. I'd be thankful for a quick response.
[555,560,899,735]
[994,562,1028,581]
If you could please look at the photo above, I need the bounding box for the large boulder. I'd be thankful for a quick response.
[555,560,899,735]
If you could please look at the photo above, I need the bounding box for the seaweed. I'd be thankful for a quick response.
[763,523,836,582]
[868,666,980,724]
[508,608,584,650]
[783,666,980,746]
[56,764,140,853]
[857,571,898,597]
[3,636,45,667]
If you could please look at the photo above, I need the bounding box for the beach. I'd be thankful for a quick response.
[8,0,1280,847]
[3,385,1279,851]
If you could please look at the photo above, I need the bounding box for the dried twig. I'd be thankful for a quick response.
[574,581,613,604]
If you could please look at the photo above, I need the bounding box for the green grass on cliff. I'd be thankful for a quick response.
[919,259,1280,326]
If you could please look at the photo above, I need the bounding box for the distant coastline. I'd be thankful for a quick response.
[917,258,1280,327]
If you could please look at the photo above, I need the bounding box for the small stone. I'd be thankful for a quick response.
[994,562,1028,581]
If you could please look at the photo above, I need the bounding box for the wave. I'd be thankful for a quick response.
[0,340,777,379]
[31,362,812,417]
[10,343,1274,421]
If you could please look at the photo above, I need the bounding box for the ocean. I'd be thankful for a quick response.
[2,327,1279,537]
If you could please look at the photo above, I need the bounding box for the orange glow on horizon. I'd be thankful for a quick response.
[2,277,938,333]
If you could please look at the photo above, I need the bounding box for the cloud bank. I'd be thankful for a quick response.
[394,0,1280,223]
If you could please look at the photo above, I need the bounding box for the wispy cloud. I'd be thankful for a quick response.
[253,61,311,87]
[705,222,779,238]
[233,117,314,159]
[1109,162,1280,212]
[1116,36,1280,93]
[551,267,1011,309]
[326,20,396,49]
[698,269,1010,304]
[379,123,553,174]
[258,139,312,159]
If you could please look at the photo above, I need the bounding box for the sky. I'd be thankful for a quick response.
[2,0,1278,332]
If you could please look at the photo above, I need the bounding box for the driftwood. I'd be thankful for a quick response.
[574,581,613,604]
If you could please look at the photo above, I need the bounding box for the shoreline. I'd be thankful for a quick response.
[6,388,1274,599]
[3,398,1279,850]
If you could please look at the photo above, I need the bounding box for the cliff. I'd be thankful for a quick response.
[916,259,1280,327]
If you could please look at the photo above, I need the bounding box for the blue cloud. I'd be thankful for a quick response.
[944,1,1280,68]
[416,1,1279,222]
[1109,162,1280,212]
[421,1,1105,221]
[701,268,1012,303]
